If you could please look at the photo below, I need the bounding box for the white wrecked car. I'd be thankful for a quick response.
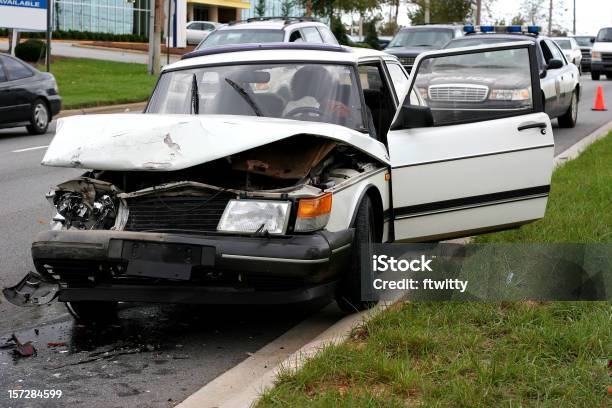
[5,43,554,321]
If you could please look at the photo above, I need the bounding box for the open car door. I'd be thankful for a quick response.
[387,41,554,242]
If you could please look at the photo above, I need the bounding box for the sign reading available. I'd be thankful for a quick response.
[0,0,48,31]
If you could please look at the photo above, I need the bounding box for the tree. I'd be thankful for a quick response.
[331,16,350,45]
[380,20,399,36]
[281,0,294,17]
[407,0,472,25]
[511,13,526,25]
[255,0,266,17]
[520,0,545,25]
[364,18,380,49]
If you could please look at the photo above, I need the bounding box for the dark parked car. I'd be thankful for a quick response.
[0,53,61,134]
[573,35,595,72]
[385,25,463,72]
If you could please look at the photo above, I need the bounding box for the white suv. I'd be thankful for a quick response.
[194,17,338,50]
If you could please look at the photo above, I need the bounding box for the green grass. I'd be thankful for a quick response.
[257,133,612,408]
[41,58,157,109]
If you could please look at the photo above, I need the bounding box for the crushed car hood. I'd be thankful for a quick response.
[42,114,389,171]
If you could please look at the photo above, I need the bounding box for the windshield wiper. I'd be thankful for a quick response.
[224,77,263,117]
[190,73,199,114]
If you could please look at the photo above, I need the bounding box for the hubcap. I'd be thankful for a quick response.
[34,103,48,129]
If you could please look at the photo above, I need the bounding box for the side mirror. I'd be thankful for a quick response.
[547,59,563,69]
[390,104,434,130]
[590,38,595,43]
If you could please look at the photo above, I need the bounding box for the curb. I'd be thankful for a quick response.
[55,101,147,119]
[176,301,395,408]
[553,120,612,167]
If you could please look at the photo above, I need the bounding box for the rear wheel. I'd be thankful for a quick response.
[558,90,578,128]
[66,301,118,324]
[335,195,377,313]
[591,71,600,80]
[26,99,50,135]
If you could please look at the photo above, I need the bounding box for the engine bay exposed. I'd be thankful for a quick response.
[48,135,382,233]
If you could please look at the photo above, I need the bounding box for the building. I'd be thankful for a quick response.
[241,0,303,20]
[187,0,250,23]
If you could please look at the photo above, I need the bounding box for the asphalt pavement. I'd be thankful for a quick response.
[0,75,611,408]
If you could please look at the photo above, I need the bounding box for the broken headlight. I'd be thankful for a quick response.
[48,190,117,230]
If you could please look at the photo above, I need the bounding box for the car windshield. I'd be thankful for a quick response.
[430,47,526,69]
[388,29,453,48]
[147,63,366,131]
[445,37,519,49]
[596,28,612,42]
[573,36,592,47]
[197,29,284,48]
[554,39,571,49]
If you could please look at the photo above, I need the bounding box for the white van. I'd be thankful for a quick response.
[590,27,612,80]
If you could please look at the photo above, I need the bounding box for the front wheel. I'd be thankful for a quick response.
[335,195,378,313]
[591,71,600,80]
[26,99,50,135]
[66,301,118,324]
[558,90,578,128]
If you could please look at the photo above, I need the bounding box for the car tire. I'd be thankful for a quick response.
[26,99,50,135]
[591,71,600,80]
[558,90,578,128]
[335,195,377,313]
[66,301,118,324]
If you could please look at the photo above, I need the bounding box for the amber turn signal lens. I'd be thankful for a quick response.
[297,193,332,219]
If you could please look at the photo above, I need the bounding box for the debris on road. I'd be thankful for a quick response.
[47,342,67,348]
[11,334,37,357]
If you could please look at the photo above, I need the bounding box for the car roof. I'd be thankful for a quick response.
[169,43,393,71]
[399,24,459,31]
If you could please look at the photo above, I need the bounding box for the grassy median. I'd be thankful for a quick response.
[41,58,157,109]
[257,133,612,407]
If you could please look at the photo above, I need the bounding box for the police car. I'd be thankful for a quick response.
[5,43,554,320]
[443,25,580,128]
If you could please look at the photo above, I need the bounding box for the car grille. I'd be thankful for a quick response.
[428,84,488,102]
[399,56,416,66]
[125,191,235,233]
[602,52,612,66]
[581,49,590,58]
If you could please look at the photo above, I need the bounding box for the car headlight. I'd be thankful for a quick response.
[591,51,601,62]
[217,200,291,235]
[489,88,531,101]
[294,193,332,232]
[48,190,117,230]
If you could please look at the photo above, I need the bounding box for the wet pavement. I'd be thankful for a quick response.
[0,300,329,408]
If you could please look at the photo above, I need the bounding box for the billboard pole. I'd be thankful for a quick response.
[46,0,51,72]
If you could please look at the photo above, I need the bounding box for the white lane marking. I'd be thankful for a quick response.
[11,145,49,153]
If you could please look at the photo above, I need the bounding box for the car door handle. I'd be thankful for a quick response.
[518,122,547,134]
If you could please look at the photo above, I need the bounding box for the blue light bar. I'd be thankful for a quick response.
[507,25,522,33]
[463,24,475,33]
[527,25,541,34]
[480,25,495,32]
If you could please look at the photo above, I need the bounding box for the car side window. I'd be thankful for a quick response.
[546,39,566,64]
[0,60,7,82]
[411,47,535,126]
[202,23,215,31]
[317,26,338,44]
[359,63,396,141]
[386,62,410,102]
[289,30,303,42]
[1,56,33,81]
[302,27,323,43]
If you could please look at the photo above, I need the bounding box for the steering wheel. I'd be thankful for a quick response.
[284,106,325,118]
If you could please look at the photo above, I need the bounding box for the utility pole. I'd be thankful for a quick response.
[167,0,171,65]
[572,0,576,35]
[476,0,482,25]
[46,0,51,72]
[148,0,162,75]
[424,0,430,24]
[548,0,553,36]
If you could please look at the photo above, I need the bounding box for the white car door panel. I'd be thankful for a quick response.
[387,41,554,242]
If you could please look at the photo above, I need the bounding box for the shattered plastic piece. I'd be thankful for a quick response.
[3,271,59,307]
[11,334,36,357]
[47,342,67,348]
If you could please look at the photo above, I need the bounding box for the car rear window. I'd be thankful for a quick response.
[0,56,33,80]
[388,29,454,48]
[198,29,284,48]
